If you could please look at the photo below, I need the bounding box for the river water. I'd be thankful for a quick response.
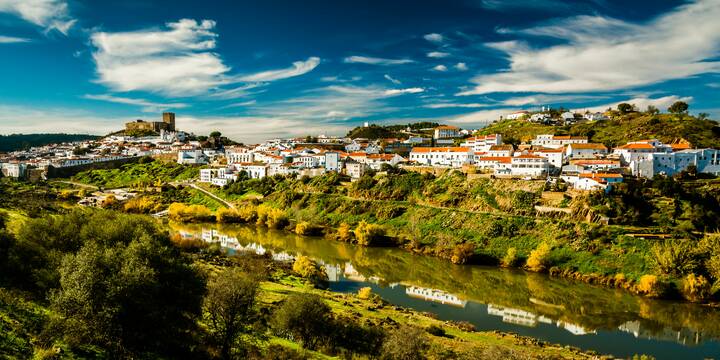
[170,222,720,360]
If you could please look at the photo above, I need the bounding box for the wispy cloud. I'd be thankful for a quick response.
[0,35,30,43]
[235,57,320,82]
[432,65,448,72]
[459,0,720,95]
[454,62,468,71]
[423,102,490,109]
[423,33,443,43]
[427,51,450,58]
[90,19,319,97]
[574,95,693,113]
[501,94,609,106]
[0,0,76,35]
[384,74,401,85]
[344,55,414,65]
[83,94,189,113]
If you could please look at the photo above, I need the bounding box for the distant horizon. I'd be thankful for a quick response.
[1,0,720,142]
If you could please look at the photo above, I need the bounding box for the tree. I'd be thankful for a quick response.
[271,293,333,350]
[698,112,710,121]
[646,105,659,115]
[210,131,222,138]
[354,221,385,246]
[526,242,552,272]
[205,269,259,359]
[381,325,427,360]
[617,103,634,114]
[668,101,689,115]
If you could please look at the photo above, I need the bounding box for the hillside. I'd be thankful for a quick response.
[346,122,438,139]
[0,134,100,152]
[478,113,720,147]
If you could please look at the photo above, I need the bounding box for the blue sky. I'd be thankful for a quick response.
[0,0,719,142]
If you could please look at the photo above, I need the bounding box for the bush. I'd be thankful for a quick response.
[501,247,518,267]
[123,196,160,214]
[682,273,711,302]
[381,325,426,360]
[354,221,385,246]
[425,324,446,337]
[336,222,353,242]
[271,293,333,350]
[295,221,311,235]
[650,240,700,277]
[450,243,475,265]
[292,256,327,284]
[257,205,288,229]
[526,242,552,272]
[216,207,243,223]
[358,287,372,300]
[168,203,213,223]
[635,275,666,298]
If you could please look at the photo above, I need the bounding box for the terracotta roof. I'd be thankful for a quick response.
[476,156,512,164]
[670,143,692,150]
[552,135,587,140]
[411,147,470,153]
[514,154,544,160]
[532,148,564,153]
[569,143,608,150]
[435,125,460,130]
[573,159,620,165]
[489,144,513,151]
[368,154,398,160]
[616,143,654,150]
[349,152,367,157]
[580,173,623,179]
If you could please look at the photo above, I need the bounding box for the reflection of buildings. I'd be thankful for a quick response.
[322,263,342,282]
[343,263,382,284]
[487,304,595,335]
[618,321,703,346]
[405,286,467,308]
[200,229,267,255]
[487,304,552,327]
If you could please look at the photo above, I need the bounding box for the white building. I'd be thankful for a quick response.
[433,125,460,139]
[636,149,720,178]
[530,148,564,169]
[177,150,208,165]
[409,147,474,168]
[563,173,623,191]
[486,144,514,157]
[566,143,608,159]
[529,113,552,123]
[345,160,367,179]
[226,147,254,164]
[461,134,503,152]
[325,152,341,172]
[531,134,588,149]
[510,154,550,178]
[505,111,529,120]
[583,112,609,121]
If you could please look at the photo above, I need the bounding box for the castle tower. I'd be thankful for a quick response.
[162,112,176,131]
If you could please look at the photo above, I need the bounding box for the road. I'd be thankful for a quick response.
[50,180,99,190]
[185,182,235,209]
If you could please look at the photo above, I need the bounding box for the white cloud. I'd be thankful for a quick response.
[219,100,257,109]
[574,95,693,113]
[706,82,720,88]
[384,87,424,95]
[0,0,75,34]
[501,94,608,106]
[423,102,490,109]
[0,35,29,43]
[384,74,401,85]
[424,33,443,43]
[83,94,189,113]
[235,57,320,82]
[427,51,450,58]
[459,0,720,95]
[454,62,468,71]
[432,65,448,72]
[91,19,319,97]
[0,104,124,135]
[344,55,414,65]
[448,109,517,124]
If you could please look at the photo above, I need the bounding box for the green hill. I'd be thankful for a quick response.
[0,134,100,152]
[346,122,439,139]
[478,113,720,148]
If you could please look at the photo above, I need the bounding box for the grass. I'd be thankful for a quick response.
[72,158,199,188]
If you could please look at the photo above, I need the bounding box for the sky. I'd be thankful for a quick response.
[0,0,719,143]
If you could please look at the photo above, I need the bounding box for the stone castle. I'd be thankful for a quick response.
[125,112,176,133]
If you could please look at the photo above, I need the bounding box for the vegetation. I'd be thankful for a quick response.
[169,202,214,222]
[0,133,100,152]
[72,157,199,188]
[479,111,720,148]
[345,122,439,139]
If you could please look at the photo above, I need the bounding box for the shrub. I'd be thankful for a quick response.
[501,247,518,267]
[292,256,327,283]
[336,222,353,242]
[425,324,446,337]
[100,194,118,208]
[271,293,333,350]
[295,221,311,235]
[635,275,666,298]
[123,196,160,214]
[450,243,475,264]
[682,273,711,302]
[168,203,213,223]
[237,204,257,223]
[354,221,385,246]
[381,325,426,360]
[650,240,700,276]
[526,242,552,272]
[358,287,372,300]
[215,207,243,223]
[265,207,288,229]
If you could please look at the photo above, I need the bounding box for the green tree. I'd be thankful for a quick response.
[210,131,222,138]
[381,325,427,360]
[617,103,634,114]
[646,105,659,115]
[668,101,689,114]
[271,293,333,350]
[204,269,259,359]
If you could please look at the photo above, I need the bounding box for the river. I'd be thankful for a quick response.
[170,222,720,360]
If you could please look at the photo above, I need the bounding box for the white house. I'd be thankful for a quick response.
[177,150,208,165]
[530,148,564,169]
[409,147,474,168]
[460,134,503,152]
[531,135,588,149]
[325,152,341,172]
[345,160,367,179]
[529,113,552,123]
[635,149,720,178]
[584,112,609,122]
[433,125,460,139]
[225,147,254,164]
[566,143,608,159]
[572,173,623,191]
[561,112,577,124]
[571,159,623,172]
[0,162,27,178]
[510,154,550,178]
[486,144,514,157]
[505,111,529,120]
[238,164,268,179]
[475,156,511,174]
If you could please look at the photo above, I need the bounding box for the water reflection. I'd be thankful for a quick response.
[171,223,720,359]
